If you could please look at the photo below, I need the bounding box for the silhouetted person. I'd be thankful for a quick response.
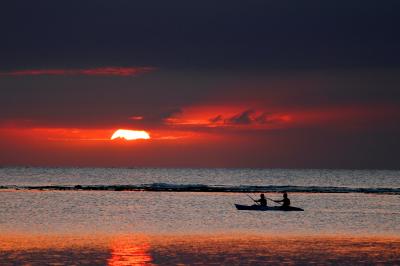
[275,192,290,207]
[255,193,267,206]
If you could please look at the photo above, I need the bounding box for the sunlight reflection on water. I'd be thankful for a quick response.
[1,234,400,265]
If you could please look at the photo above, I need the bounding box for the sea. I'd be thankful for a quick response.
[1,167,400,265]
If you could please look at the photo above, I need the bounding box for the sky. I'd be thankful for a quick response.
[1,1,400,168]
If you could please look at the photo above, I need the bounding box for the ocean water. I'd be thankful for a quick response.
[1,167,400,188]
[1,167,399,236]
[1,168,400,265]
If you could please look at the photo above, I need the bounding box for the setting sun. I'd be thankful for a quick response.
[111,129,150,140]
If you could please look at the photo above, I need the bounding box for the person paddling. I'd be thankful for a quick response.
[275,192,290,207]
[254,193,267,206]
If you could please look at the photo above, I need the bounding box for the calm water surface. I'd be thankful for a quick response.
[1,167,399,188]
[1,168,399,265]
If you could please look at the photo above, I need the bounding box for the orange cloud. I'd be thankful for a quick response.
[0,127,113,142]
[163,105,292,129]
[0,67,156,77]
[0,126,206,145]
[161,103,400,132]
[287,104,400,129]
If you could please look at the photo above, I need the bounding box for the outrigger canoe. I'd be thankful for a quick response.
[235,204,304,211]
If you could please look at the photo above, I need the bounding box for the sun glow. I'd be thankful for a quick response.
[111,129,150,140]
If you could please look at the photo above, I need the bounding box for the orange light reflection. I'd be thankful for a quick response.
[108,236,152,266]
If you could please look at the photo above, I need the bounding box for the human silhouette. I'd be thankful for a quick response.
[254,193,267,206]
[276,192,290,207]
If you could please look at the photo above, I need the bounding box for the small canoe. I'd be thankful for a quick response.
[235,204,304,211]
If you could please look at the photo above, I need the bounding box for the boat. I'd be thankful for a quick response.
[235,204,304,211]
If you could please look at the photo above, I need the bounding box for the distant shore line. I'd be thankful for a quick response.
[1,184,399,195]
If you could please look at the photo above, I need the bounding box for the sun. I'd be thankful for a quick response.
[111,129,150,140]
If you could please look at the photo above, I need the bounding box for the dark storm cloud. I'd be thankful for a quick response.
[1,0,400,169]
[1,0,399,127]
[255,113,270,124]
[227,110,255,125]
[1,69,400,129]
[0,70,214,128]
[0,1,399,70]
[208,110,286,126]
[133,108,184,126]
[209,115,223,124]
[160,108,183,120]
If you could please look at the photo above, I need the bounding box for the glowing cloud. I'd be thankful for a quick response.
[0,67,156,77]
[111,129,150,141]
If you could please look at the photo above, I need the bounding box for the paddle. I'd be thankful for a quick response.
[246,194,260,205]
[265,197,282,206]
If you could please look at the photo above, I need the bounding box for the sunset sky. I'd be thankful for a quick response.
[1,1,399,168]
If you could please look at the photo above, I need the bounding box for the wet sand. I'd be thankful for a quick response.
[1,234,400,265]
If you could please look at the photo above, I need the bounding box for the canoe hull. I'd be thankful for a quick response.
[235,204,304,211]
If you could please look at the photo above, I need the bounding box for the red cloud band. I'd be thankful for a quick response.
[0,67,156,77]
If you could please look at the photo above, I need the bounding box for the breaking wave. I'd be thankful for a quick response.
[1,183,399,194]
